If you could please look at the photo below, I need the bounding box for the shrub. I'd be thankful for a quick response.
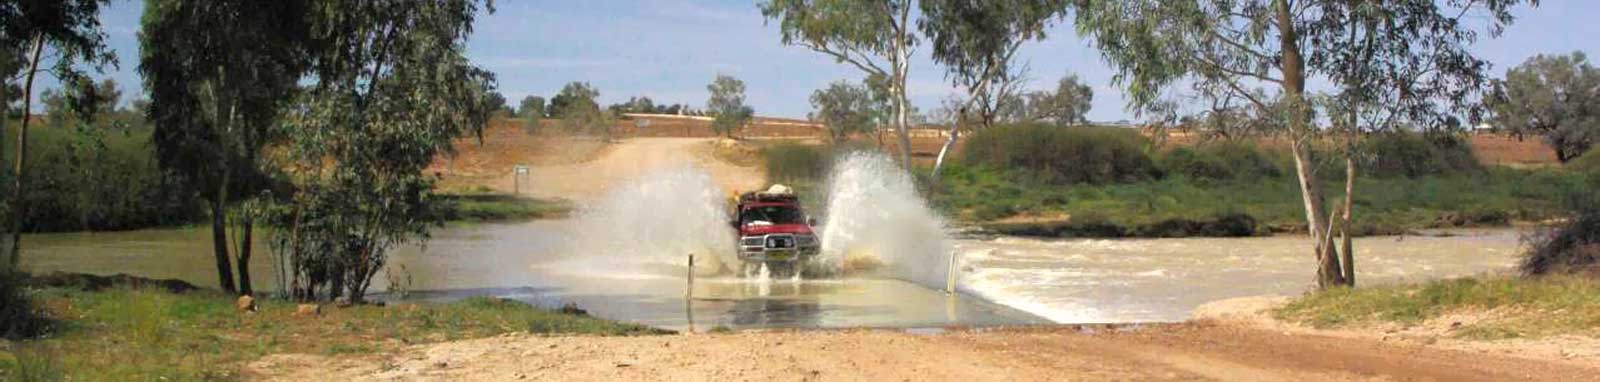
[963,123,1160,185]
[1520,172,1600,277]
[1157,141,1285,182]
[1,272,52,340]
[761,142,831,184]
[3,125,205,232]
[1358,132,1480,178]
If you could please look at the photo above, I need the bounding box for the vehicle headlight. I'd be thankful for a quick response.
[796,235,818,246]
[741,237,764,246]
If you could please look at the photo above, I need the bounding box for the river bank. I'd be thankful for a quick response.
[245,319,1600,381]
[0,283,663,381]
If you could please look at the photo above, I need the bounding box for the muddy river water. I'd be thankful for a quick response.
[19,220,1523,331]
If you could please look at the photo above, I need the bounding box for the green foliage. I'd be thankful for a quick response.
[1274,276,1600,339]
[706,74,753,137]
[550,82,599,119]
[762,143,832,184]
[1156,141,1284,182]
[141,0,312,293]
[918,0,1064,127]
[433,193,573,222]
[759,0,917,167]
[484,91,511,117]
[551,82,611,137]
[962,123,1160,185]
[809,80,877,143]
[1024,74,1093,125]
[518,95,546,118]
[1519,170,1600,277]
[934,164,1578,237]
[1489,52,1600,162]
[1,272,51,340]
[2,0,120,271]
[1356,132,1481,178]
[0,287,664,381]
[272,0,496,303]
[2,123,203,232]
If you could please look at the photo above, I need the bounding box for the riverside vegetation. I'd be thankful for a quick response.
[0,275,663,381]
[0,118,571,234]
[761,124,1586,238]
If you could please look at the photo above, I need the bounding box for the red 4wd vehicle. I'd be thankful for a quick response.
[730,185,819,278]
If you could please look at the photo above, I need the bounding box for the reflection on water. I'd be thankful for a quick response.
[20,221,1526,328]
[956,229,1526,323]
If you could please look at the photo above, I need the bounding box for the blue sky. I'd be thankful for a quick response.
[32,0,1600,121]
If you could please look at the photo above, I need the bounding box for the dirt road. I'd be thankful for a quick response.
[249,321,1599,381]
[495,137,765,202]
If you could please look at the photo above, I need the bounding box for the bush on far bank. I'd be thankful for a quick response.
[1157,140,1286,182]
[962,123,1161,185]
[1357,132,1481,178]
[1520,168,1600,277]
[761,142,832,184]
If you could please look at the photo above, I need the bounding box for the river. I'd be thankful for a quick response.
[18,222,1525,330]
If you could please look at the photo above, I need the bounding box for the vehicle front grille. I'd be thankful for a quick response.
[765,234,795,249]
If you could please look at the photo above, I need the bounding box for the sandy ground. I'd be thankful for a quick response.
[482,137,766,203]
[1193,295,1600,366]
[247,319,1600,382]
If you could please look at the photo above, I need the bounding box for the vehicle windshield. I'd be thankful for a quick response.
[740,205,805,225]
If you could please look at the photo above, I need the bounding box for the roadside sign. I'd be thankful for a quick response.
[513,165,531,194]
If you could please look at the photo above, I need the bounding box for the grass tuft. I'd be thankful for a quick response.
[1273,276,1600,340]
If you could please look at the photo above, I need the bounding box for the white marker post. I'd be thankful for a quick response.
[945,250,959,295]
[685,254,695,332]
[512,165,530,195]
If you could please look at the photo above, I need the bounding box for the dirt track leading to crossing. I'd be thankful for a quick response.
[248,319,1600,382]
[494,137,765,203]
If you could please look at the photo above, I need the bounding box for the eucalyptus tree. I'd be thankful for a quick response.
[1074,0,1527,289]
[519,95,545,133]
[0,0,116,271]
[707,74,753,138]
[276,0,495,302]
[1489,52,1600,163]
[920,0,1066,177]
[519,95,546,118]
[486,91,511,116]
[550,81,609,139]
[760,0,918,170]
[1026,74,1093,125]
[810,80,877,143]
[141,0,310,294]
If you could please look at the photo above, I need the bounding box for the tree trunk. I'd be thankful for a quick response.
[1275,0,1345,289]
[1340,154,1356,286]
[211,178,237,294]
[8,34,45,271]
[892,79,914,171]
[890,7,915,172]
[236,214,254,296]
[930,123,960,180]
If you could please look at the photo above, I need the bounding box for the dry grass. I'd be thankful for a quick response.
[1273,276,1600,340]
[0,288,664,381]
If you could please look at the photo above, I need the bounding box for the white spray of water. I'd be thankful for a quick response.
[563,166,735,276]
[819,152,952,288]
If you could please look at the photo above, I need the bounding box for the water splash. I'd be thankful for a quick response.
[563,166,735,276]
[818,152,952,288]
